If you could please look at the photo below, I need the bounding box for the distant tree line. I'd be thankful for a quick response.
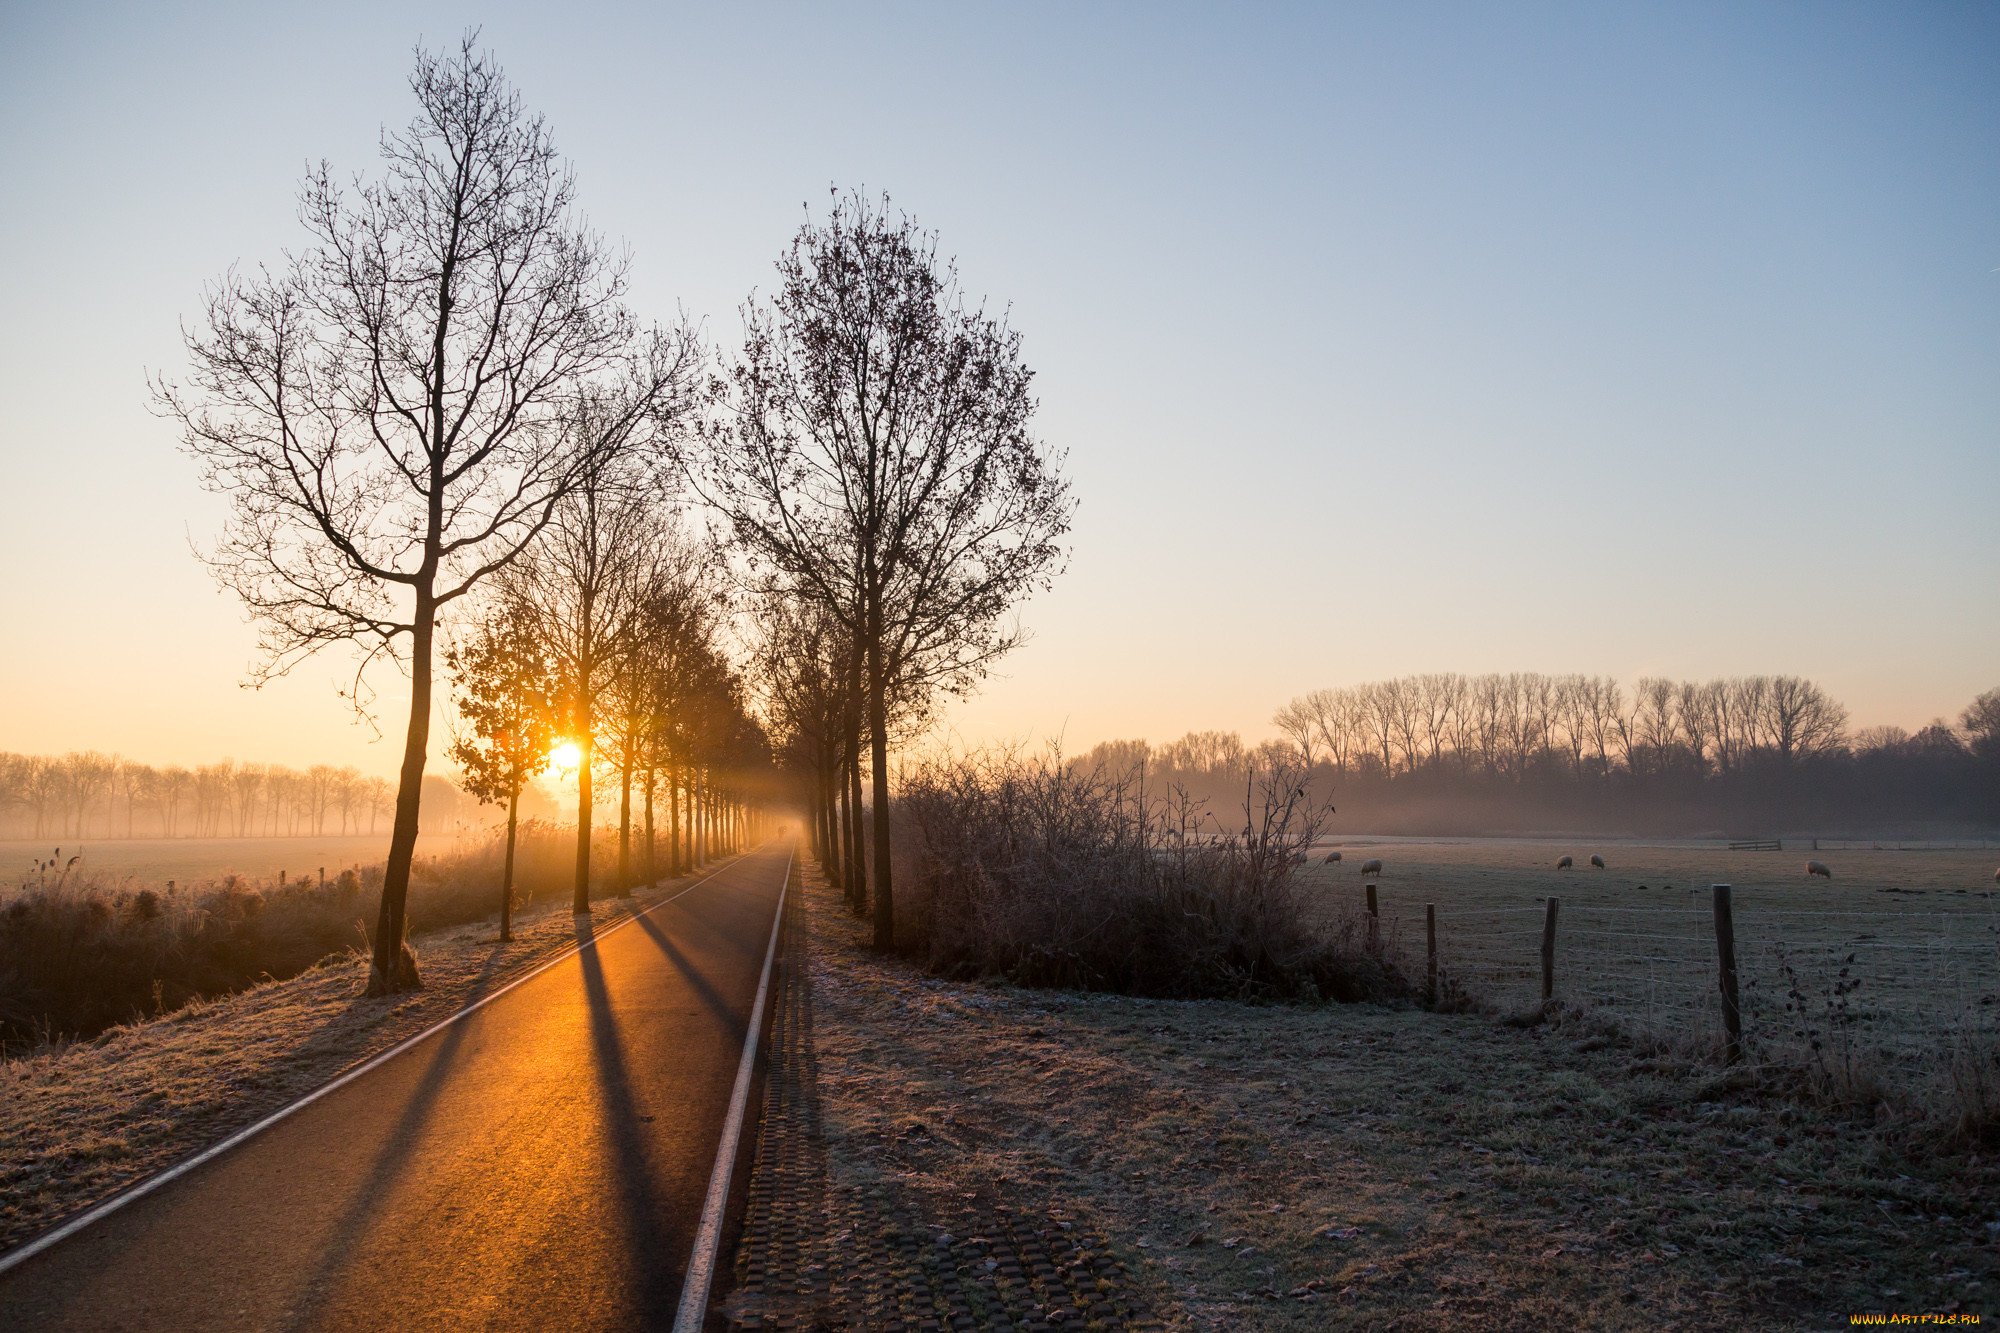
[1071,677,2000,835]
[0,754,410,842]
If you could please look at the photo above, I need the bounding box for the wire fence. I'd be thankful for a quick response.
[1354,887,2000,1068]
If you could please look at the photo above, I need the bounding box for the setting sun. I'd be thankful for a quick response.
[547,741,583,773]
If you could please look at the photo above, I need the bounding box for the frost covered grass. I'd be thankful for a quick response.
[797,866,1999,1328]
[1294,839,2000,1147]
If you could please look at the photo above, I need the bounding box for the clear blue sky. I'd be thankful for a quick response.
[1,1,1995,774]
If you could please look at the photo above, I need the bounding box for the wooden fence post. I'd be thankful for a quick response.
[1426,903,1437,1006]
[1713,883,1741,1064]
[1365,882,1379,948]
[1540,896,1560,1002]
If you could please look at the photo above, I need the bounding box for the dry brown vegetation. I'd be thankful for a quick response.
[890,751,1398,1002]
[0,824,639,1051]
[788,864,1998,1329]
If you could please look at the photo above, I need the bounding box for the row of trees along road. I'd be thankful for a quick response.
[159,37,1071,988]
[702,193,1076,948]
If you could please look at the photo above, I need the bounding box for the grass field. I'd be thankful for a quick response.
[2,834,467,893]
[1296,838,2000,1079]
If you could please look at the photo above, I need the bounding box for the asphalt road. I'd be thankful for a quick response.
[0,841,793,1332]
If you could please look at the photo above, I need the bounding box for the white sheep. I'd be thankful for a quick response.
[1359,858,1383,875]
[1555,855,1573,870]
[1324,850,1342,863]
[1806,860,1832,879]
[1589,854,1606,869]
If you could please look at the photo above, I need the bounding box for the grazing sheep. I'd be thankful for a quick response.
[1806,860,1832,879]
[1360,858,1383,876]
[1589,854,1606,869]
[1555,855,1573,870]
[1324,850,1342,863]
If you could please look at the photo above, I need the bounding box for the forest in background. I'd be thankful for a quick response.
[1070,674,2000,838]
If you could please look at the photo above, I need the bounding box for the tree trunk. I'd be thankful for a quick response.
[847,739,867,914]
[670,760,683,876]
[617,731,633,893]
[501,785,519,942]
[820,761,836,876]
[703,771,713,861]
[695,768,707,864]
[643,759,655,887]
[822,760,838,874]
[839,752,852,903]
[368,588,433,995]
[867,637,894,950]
[810,767,828,871]
[573,734,593,914]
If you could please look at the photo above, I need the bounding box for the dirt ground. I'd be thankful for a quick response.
[728,864,1998,1330]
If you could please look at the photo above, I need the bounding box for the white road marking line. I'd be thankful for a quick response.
[672,845,794,1333]
[0,850,765,1277]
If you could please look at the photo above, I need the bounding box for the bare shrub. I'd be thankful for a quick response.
[891,750,1406,1002]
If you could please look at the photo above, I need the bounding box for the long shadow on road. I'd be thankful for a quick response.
[575,912,685,1324]
[278,968,494,1333]
[631,908,737,1031]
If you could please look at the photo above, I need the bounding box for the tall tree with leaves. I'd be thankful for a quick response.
[447,605,559,941]
[157,36,667,993]
[704,191,1074,947]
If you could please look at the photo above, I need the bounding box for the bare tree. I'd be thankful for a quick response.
[604,525,721,892]
[157,38,664,992]
[1962,687,2000,761]
[1271,695,1324,767]
[1765,674,1848,765]
[504,390,702,911]
[705,191,1074,948]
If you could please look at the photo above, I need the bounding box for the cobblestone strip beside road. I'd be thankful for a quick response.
[722,870,1165,1332]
